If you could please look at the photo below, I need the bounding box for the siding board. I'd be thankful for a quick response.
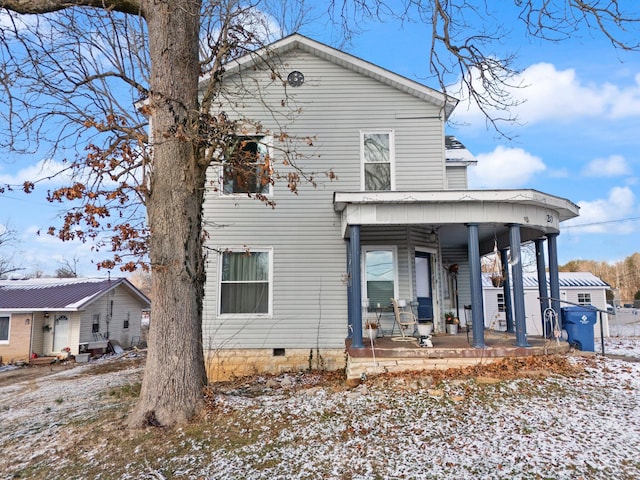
[203,47,448,350]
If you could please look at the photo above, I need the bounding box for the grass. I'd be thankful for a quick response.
[4,354,636,479]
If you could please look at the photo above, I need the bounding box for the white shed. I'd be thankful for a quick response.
[482,272,611,338]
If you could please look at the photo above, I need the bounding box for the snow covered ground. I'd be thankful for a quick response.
[1,329,639,479]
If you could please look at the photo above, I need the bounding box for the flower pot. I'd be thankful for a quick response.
[367,327,378,340]
[417,322,433,336]
[447,324,458,335]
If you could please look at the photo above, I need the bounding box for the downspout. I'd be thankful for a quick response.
[28,312,34,361]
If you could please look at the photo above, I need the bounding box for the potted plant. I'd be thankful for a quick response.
[42,324,51,332]
[445,313,459,334]
[365,321,378,340]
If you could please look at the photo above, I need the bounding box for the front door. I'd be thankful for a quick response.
[53,315,69,352]
[415,251,433,320]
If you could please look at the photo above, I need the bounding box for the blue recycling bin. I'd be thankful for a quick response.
[561,306,597,351]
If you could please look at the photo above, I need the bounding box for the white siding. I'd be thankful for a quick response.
[203,48,447,350]
[81,286,144,348]
[446,165,468,189]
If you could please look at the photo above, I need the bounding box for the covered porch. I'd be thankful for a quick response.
[335,189,580,360]
[345,329,571,380]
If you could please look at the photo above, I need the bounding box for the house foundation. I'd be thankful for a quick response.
[205,348,346,382]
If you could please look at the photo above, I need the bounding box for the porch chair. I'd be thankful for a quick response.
[390,298,418,343]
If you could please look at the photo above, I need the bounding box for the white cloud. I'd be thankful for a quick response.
[582,155,631,177]
[0,159,72,187]
[563,186,637,234]
[468,146,546,188]
[451,63,640,126]
[13,226,104,277]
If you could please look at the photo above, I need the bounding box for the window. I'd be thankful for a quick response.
[0,316,9,343]
[220,250,271,315]
[497,293,506,312]
[222,136,272,195]
[123,312,130,330]
[92,314,100,333]
[578,293,591,305]
[361,131,394,190]
[363,247,397,308]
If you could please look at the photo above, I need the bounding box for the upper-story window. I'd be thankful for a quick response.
[222,136,272,196]
[361,131,395,191]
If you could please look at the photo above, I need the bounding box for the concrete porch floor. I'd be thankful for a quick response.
[345,329,571,380]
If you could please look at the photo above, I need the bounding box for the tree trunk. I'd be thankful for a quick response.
[129,0,207,428]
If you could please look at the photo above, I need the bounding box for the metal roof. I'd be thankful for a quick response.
[483,272,610,289]
[445,135,477,165]
[0,277,151,311]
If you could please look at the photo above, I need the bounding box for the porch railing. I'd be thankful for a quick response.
[539,296,608,356]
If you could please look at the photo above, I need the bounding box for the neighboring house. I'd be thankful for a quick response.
[202,34,580,380]
[482,272,610,338]
[0,277,150,363]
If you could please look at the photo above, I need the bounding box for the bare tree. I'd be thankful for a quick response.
[0,0,316,428]
[0,0,638,429]
[55,255,79,278]
[0,223,21,277]
[330,0,640,134]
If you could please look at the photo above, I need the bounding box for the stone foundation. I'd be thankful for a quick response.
[205,347,346,382]
[346,355,503,380]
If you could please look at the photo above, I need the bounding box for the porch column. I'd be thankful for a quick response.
[501,248,514,333]
[349,225,364,348]
[509,224,530,347]
[535,238,550,336]
[467,223,486,348]
[547,233,561,322]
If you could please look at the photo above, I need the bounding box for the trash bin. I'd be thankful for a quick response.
[561,306,597,351]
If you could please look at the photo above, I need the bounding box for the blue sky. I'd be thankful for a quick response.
[1,4,639,276]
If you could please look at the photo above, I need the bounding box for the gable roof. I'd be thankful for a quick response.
[482,272,610,289]
[0,277,151,312]
[206,33,458,118]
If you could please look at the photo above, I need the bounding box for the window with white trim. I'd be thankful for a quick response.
[578,293,591,305]
[221,136,272,195]
[362,247,397,308]
[219,249,271,315]
[361,131,394,191]
[0,316,9,343]
[497,293,506,312]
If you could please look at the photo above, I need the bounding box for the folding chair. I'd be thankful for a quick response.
[390,298,418,343]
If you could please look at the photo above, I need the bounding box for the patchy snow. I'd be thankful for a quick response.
[1,339,640,479]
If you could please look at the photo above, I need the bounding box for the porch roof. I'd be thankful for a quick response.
[333,189,579,254]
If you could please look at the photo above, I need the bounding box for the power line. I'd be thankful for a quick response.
[562,216,640,229]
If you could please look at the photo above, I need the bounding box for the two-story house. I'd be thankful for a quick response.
[201,34,579,380]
